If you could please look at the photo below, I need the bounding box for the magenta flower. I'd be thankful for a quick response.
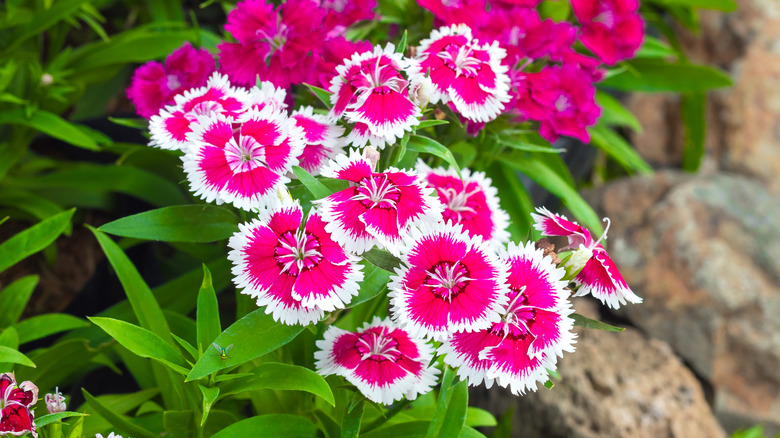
[440,241,575,394]
[218,0,327,88]
[0,373,38,438]
[416,162,509,247]
[148,73,249,151]
[409,24,511,123]
[417,0,488,29]
[318,150,442,255]
[291,106,345,176]
[313,37,373,89]
[571,0,644,65]
[531,207,642,309]
[229,200,364,325]
[182,107,304,211]
[512,65,600,143]
[481,7,577,66]
[315,317,439,404]
[320,0,377,33]
[389,222,509,340]
[329,44,421,147]
[126,42,216,118]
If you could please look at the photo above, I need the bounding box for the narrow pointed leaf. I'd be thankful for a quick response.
[197,265,222,353]
[89,317,189,372]
[220,362,335,406]
[571,313,624,332]
[211,414,319,438]
[82,389,158,438]
[0,208,74,272]
[100,205,239,243]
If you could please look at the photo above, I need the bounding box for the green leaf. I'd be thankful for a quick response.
[82,389,158,438]
[647,0,736,11]
[499,154,603,236]
[539,0,570,21]
[8,0,92,49]
[89,227,173,343]
[416,120,449,130]
[341,399,363,438]
[187,310,305,381]
[304,83,333,109]
[108,117,148,129]
[100,205,239,243]
[293,166,333,199]
[89,317,189,374]
[13,314,89,344]
[635,36,678,59]
[35,412,87,428]
[396,30,408,54]
[221,362,335,406]
[465,408,497,427]
[429,379,468,438]
[199,385,220,426]
[601,59,732,92]
[0,208,74,272]
[164,410,194,438]
[491,407,513,438]
[408,135,461,175]
[495,138,563,154]
[0,275,38,327]
[492,163,534,241]
[0,345,35,367]
[0,110,99,150]
[20,339,98,391]
[71,30,196,71]
[588,124,652,174]
[362,249,402,273]
[211,414,319,438]
[363,421,431,438]
[571,313,625,332]
[197,265,221,353]
[595,91,642,132]
[65,417,85,438]
[681,92,706,172]
[347,261,392,309]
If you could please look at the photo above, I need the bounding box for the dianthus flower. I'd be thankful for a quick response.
[44,388,66,414]
[320,0,377,34]
[416,162,509,247]
[417,0,488,29]
[571,0,644,65]
[480,7,576,66]
[248,80,288,113]
[330,44,421,147]
[0,373,38,438]
[440,241,575,394]
[409,25,511,123]
[218,0,327,88]
[315,317,439,404]
[389,222,509,340]
[148,73,249,151]
[291,106,345,176]
[313,37,373,89]
[182,107,304,211]
[512,65,600,143]
[317,150,443,255]
[126,42,215,118]
[229,200,363,325]
[531,207,643,309]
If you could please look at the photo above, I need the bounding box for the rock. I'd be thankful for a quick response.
[584,170,780,434]
[471,300,725,438]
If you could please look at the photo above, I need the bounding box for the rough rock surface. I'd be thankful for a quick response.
[584,171,780,434]
[627,0,780,194]
[471,300,725,438]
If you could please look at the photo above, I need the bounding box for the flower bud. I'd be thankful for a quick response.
[565,244,594,276]
[45,388,66,414]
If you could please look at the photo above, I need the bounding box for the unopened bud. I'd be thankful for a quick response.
[565,244,594,275]
[364,147,380,170]
[411,76,435,108]
[40,73,53,86]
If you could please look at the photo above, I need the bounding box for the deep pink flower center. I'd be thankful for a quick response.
[508,27,526,46]
[554,94,572,113]
[275,229,322,275]
[166,74,182,91]
[594,7,616,28]
[354,58,408,93]
[440,45,483,78]
[491,287,536,341]
[224,135,268,172]
[425,261,471,301]
[355,331,401,362]
[256,16,290,58]
[439,186,478,220]
[352,175,401,208]
[322,0,348,12]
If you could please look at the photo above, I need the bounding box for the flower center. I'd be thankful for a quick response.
[166,74,182,91]
[256,18,290,62]
[508,26,525,46]
[439,186,479,220]
[352,174,401,208]
[440,45,482,78]
[355,57,408,94]
[225,135,268,172]
[554,94,572,113]
[322,0,348,12]
[275,229,322,275]
[356,330,401,362]
[425,261,471,301]
[594,8,615,28]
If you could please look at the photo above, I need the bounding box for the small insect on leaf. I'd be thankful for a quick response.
[212,343,234,361]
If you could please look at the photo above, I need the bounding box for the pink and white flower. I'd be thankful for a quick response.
[248,80,289,113]
[291,106,345,176]
[44,388,66,414]
[329,44,421,147]
[416,162,510,247]
[409,24,511,123]
[229,200,364,325]
[440,241,575,394]
[314,317,439,404]
[149,73,249,151]
[182,107,304,211]
[0,373,38,438]
[318,150,443,255]
[531,207,642,309]
[389,222,509,340]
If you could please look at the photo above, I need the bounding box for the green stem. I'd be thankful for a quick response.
[361,399,412,433]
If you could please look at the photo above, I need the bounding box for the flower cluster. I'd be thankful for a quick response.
[0,373,38,438]
[123,0,646,408]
